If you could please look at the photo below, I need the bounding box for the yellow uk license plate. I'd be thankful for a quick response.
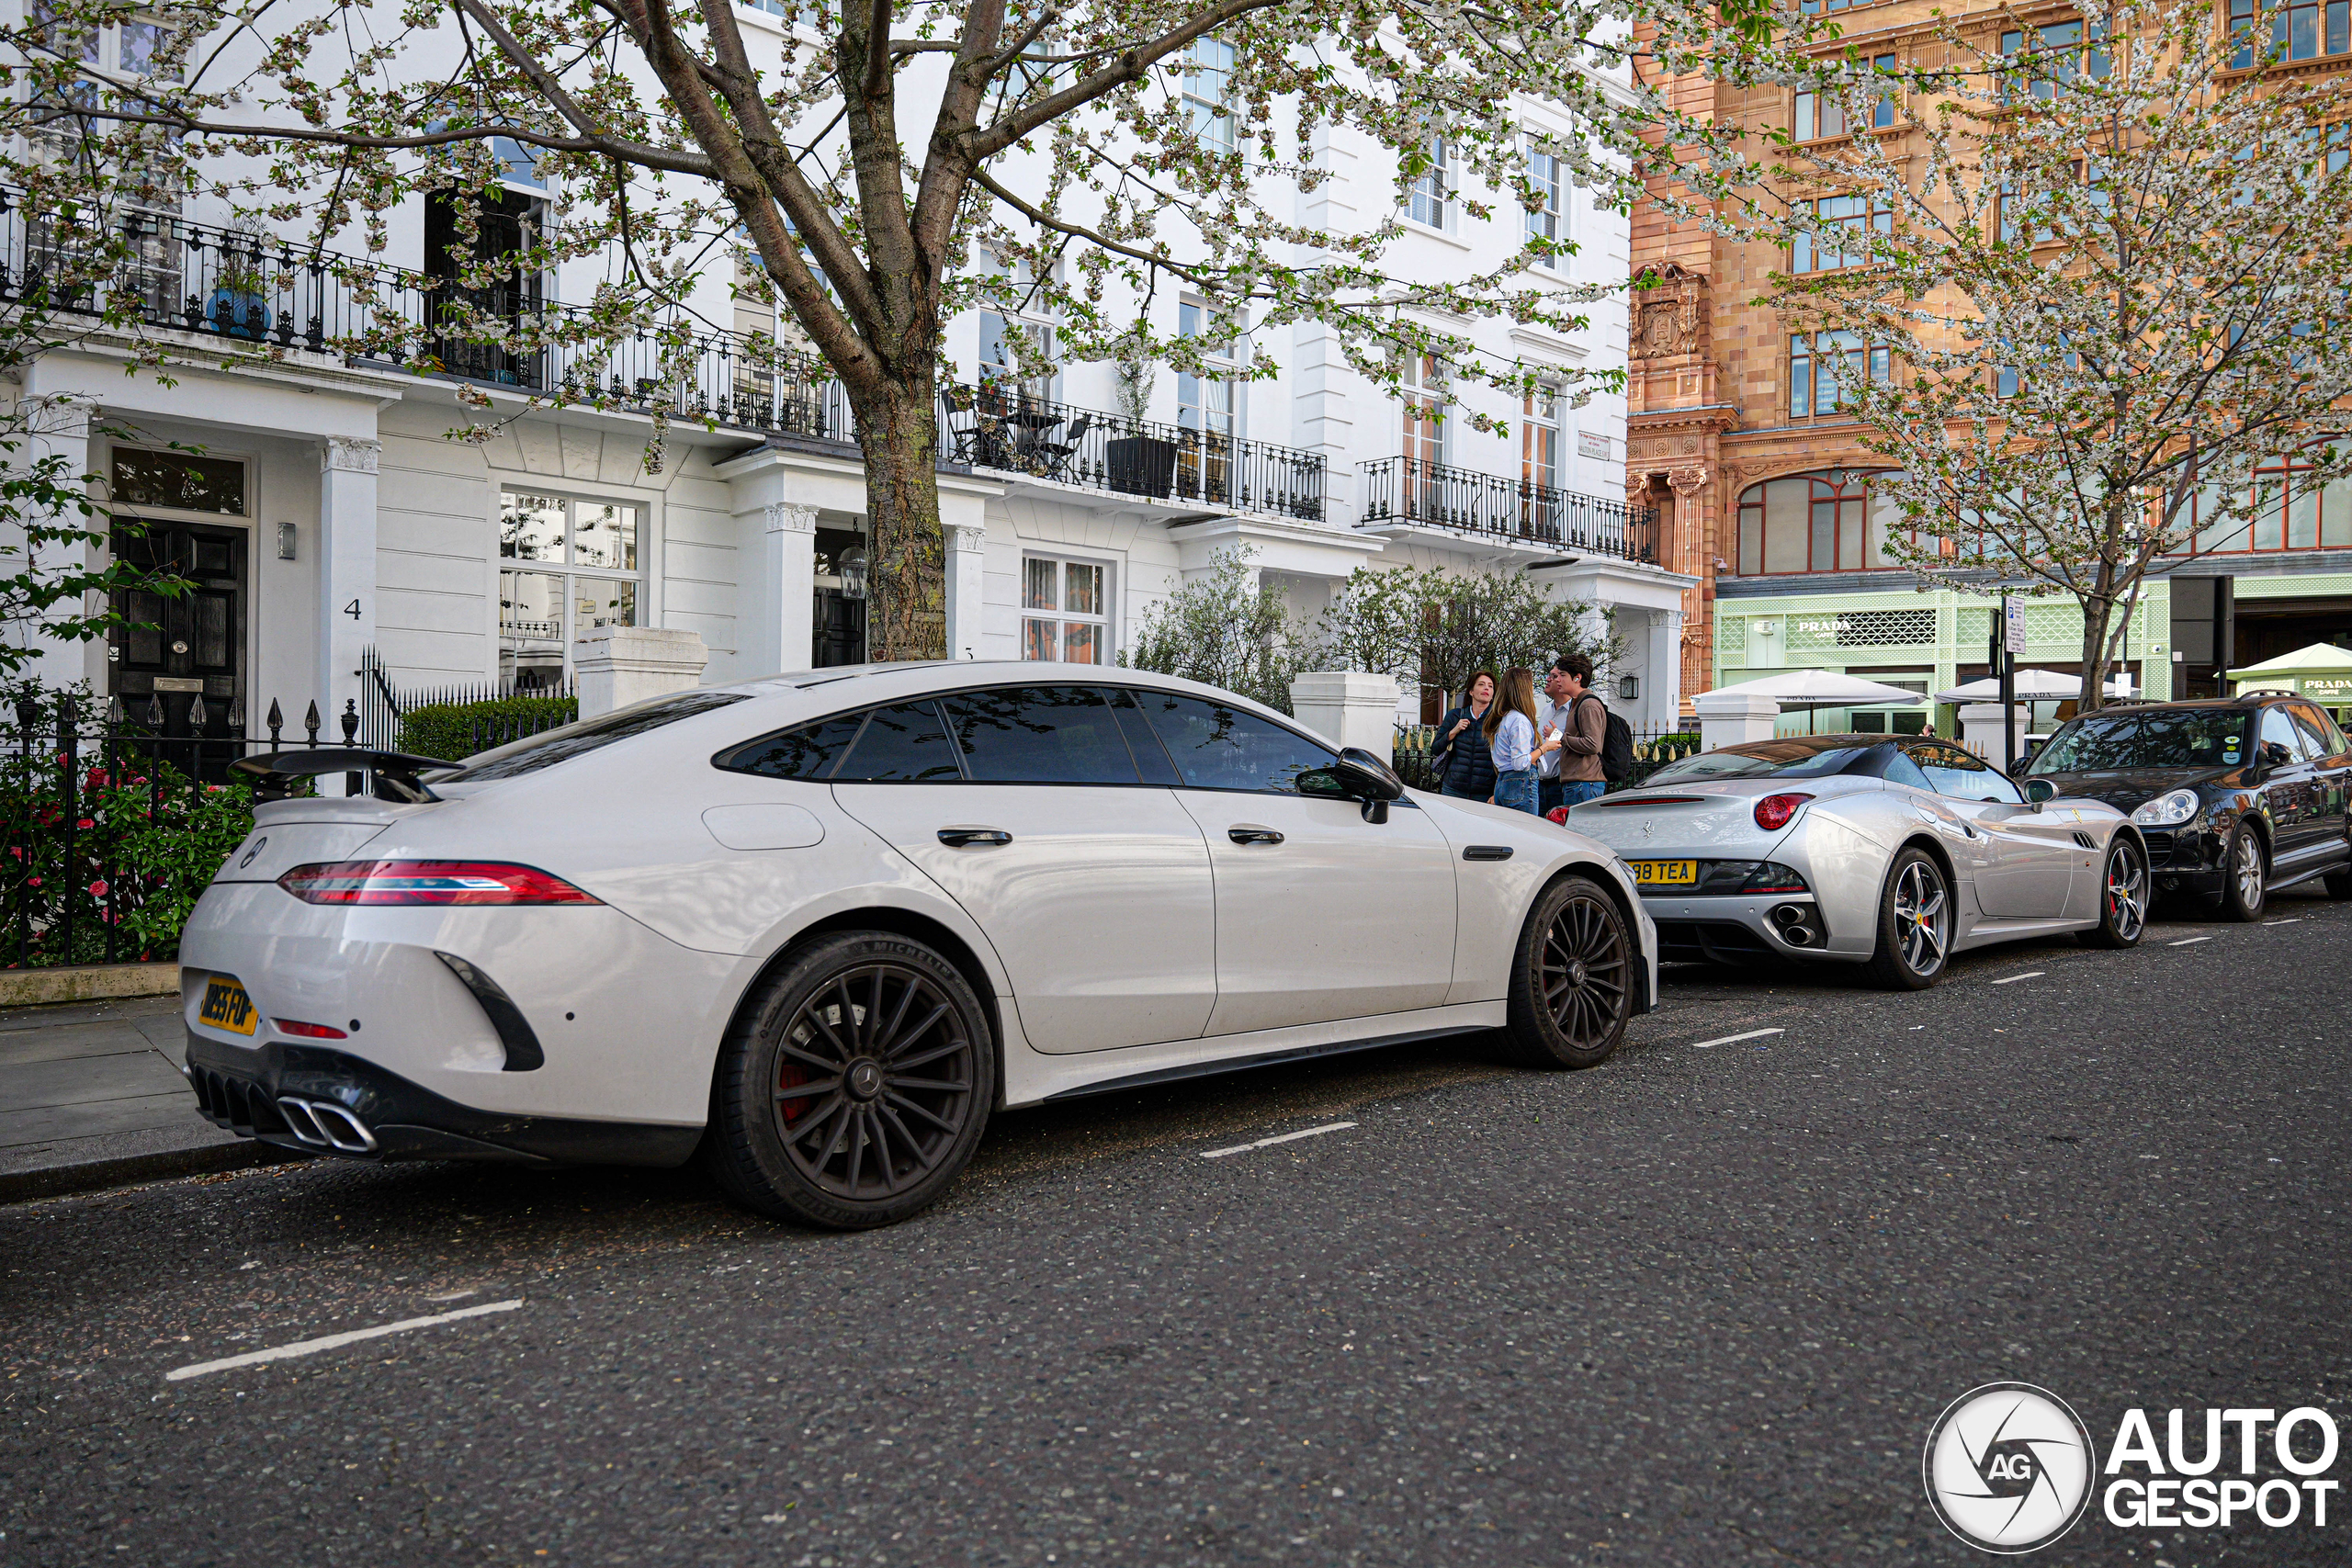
[198,976,257,1036]
[1627,859,1701,888]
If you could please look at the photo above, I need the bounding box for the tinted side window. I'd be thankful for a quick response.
[716,711,867,780]
[2258,705,2307,764]
[939,686,1140,784]
[2289,704,2338,761]
[1882,750,1932,791]
[1103,688,1183,785]
[1919,744,2022,803]
[1131,691,1334,793]
[835,701,963,781]
[443,691,750,781]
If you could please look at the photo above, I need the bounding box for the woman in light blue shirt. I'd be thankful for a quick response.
[1482,667,1559,815]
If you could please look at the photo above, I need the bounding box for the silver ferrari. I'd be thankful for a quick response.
[1564,735,2148,988]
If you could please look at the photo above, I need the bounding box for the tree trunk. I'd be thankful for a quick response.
[2078,593,2115,715]
[852,378,947,662]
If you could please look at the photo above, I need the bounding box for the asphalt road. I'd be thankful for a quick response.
[4,890,2348,1567]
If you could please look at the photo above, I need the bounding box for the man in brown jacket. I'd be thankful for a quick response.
[1542,653,1608,812]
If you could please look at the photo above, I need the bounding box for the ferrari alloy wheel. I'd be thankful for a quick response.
[2217,823,2267,922]
[1501,874,1632,1069]
[1865,847,1950,991]
[2081,836,2147,949]
[706,931,994,1229]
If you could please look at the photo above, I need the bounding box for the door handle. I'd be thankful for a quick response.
[1227,825,1284,846]
[937,827,1012,848]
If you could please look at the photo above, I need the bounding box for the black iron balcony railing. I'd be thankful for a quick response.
[0,187,845,442]
[940,381,1327,523]
[1359,455,1657,563]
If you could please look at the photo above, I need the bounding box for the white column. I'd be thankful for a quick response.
[21,397,96,690]
[762,502,818,676]
[574,626,709,719]
[1647,608,1683,732]
[1691,687,1780,750]
[944,523,986,661]
[318,435,379,742]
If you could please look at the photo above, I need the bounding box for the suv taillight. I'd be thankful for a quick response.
[277,861,601,907]
[1754,794,1815,832]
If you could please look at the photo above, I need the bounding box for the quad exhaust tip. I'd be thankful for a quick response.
[276,1097,379,1154]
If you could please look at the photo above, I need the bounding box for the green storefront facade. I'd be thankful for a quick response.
[1713,563,2352,735]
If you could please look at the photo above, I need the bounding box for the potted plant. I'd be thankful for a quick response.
[204,223,273,342]
[1105,350,1177,499]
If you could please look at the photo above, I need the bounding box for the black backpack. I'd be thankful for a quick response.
[1577,694,1635,784]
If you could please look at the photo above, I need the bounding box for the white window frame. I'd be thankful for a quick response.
[1182,37,1237,158]
[1407,137,1453,232]
[496,489,650,686]
[1177,297,1241,442]
[1019,553,1114,666]
[1523,139,1567,265]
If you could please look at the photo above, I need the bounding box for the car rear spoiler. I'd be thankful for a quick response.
[228,749,459,805]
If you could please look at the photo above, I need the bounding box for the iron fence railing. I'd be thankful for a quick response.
[941,382,1327,523]
[1360,456,1657,563]
[4,690,358,969]
[0,186,847,442]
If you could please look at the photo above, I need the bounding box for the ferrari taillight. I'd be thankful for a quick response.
[1753,794,1815,832]
[277,861,602,907]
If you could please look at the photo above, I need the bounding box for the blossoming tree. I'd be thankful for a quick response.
[1763,0,2352,705]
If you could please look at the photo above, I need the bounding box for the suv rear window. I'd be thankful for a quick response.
[2027,709,2249,773]
[436,691,750,782]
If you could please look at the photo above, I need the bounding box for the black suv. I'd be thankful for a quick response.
[2024,692,2352,919]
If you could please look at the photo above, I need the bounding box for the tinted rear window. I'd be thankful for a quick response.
[716,711,866,780]
[1645,739,1875,783]
[835,701,963,781]
[1130,691,1334,793]
[2028,710,2249,773]
[437,692,749,782]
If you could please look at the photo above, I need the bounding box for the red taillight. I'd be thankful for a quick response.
[277,860,602,907]
[1546,806,1571,826]
[1754,793,1815,832]
[274,1019,347,1040]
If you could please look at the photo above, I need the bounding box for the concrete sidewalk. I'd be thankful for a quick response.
[0,993,292,1202]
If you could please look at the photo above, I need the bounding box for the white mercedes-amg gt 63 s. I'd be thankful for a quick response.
[181,665,1657,1228]
[1565,734,2147,990]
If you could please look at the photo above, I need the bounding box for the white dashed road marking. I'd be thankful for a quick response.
[2168,936,2213,947]
[164,1300,524,1382]
[1201,1122,1357,1160]
[1687,1028,1785,1050]
[1992,971,2045,985]
[2265,919,2303,927]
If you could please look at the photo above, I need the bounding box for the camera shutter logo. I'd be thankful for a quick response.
[1923,1382,2097,1553]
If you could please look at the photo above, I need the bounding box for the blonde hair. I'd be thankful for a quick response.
[1483,666,1540,745]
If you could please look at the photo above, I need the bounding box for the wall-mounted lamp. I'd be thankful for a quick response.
[1617,675,1638,701]
[277,522,298,561]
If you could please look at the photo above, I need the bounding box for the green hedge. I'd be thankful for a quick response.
[398,695,577,761]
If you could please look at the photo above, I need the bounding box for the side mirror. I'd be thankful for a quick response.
[1334,746,1406,824]
[2024,778,2057,809]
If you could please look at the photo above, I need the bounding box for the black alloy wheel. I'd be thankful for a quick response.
[1501,874,1632,1069]
[2216,823,2267,922]
[706,932,993,1229]
[2080,835,2147,949]
[1863,846,1951,991]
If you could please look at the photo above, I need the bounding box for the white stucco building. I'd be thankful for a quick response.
[5,17,1694,745]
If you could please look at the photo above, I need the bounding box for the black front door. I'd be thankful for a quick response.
[813,589,866,668]
[109,518,246,767]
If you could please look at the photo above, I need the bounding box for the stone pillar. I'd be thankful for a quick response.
[761,502,818,676]
[1958,703,2029,765]
[318,436,380,741]
[944,523,986,661]
[1288,671,1401,754]
[1691,686,1779,750]
[574,626,709,719]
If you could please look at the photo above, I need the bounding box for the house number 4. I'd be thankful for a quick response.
[344,599,362,620]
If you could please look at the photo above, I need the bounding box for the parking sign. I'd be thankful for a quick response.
[2004,598,2026,656]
